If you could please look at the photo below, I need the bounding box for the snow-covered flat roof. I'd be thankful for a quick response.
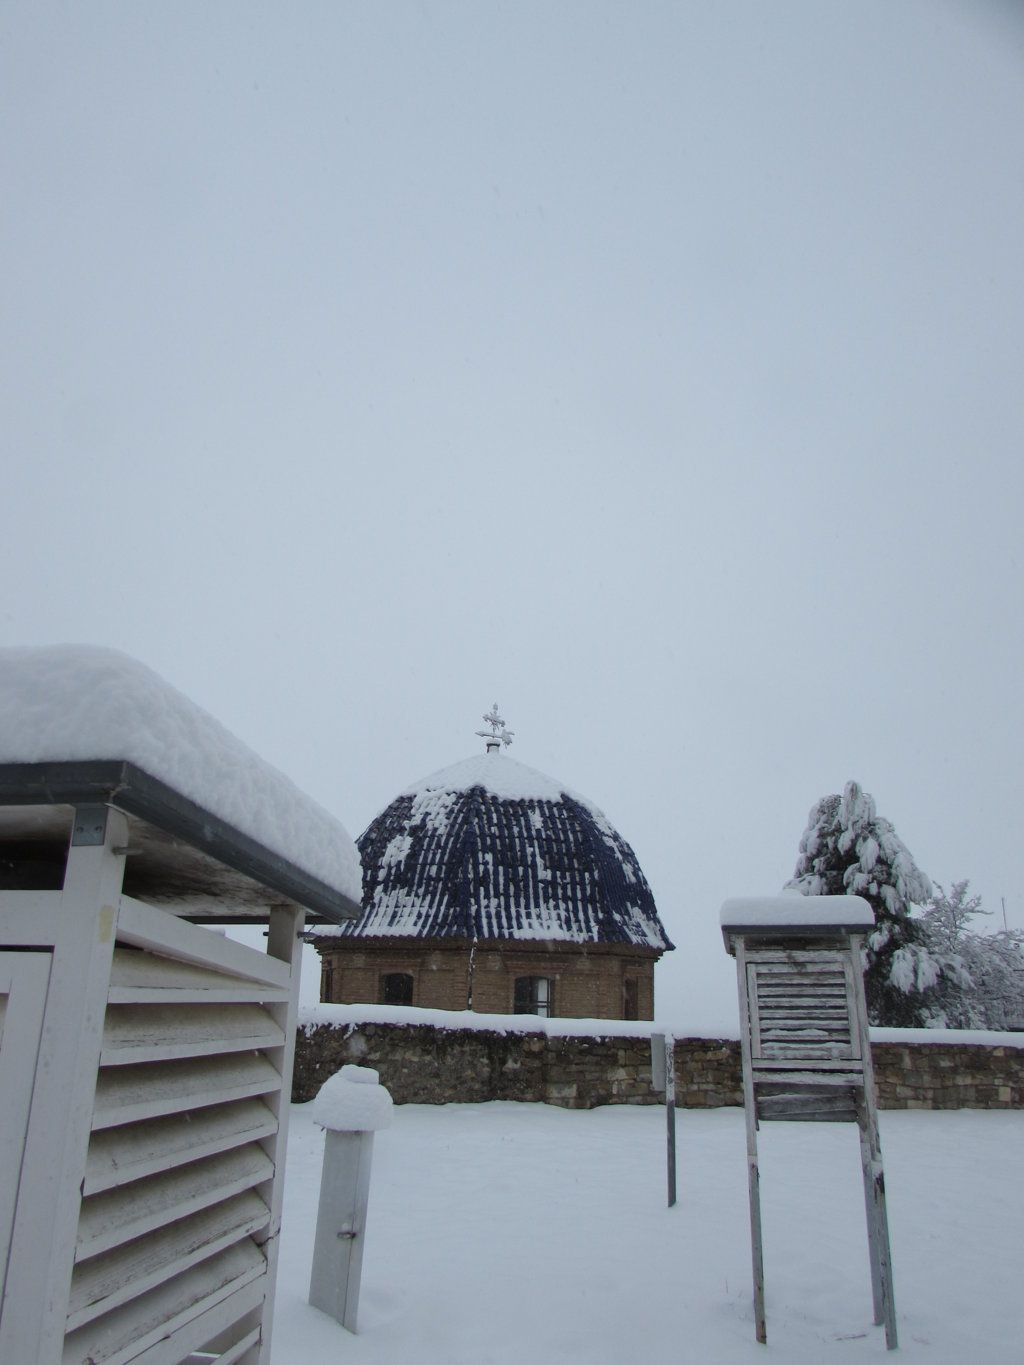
[0,645,362,919]
[720,893,874,941]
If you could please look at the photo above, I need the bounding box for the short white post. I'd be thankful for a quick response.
[308,1064,393,1334]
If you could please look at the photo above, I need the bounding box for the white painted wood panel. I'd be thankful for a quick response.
[61,1245,266,1365]
[84,1099,277,1196]
[116,898,289,988]
[92,1053,281,1129]
[77,1145,274,1260]
[0,810,130,1365]
[251,904,304,1365]
[99,1004,284,1065]
[0,892,62,945]
[107,949,290,1005]
[67,1191,270,1331]
[0,951,51,1296]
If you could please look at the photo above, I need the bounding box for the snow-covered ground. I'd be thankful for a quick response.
[272,1101,1022,1363]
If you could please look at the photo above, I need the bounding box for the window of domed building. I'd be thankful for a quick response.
[312,709,673,1021]
[514,976,553,1017]
[381,972,414,1006]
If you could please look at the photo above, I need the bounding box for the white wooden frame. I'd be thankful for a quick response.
[730,930,897,1351]
[0,804,308,1365]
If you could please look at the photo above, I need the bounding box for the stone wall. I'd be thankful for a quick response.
[293,1018,1024,1110]
[872,1041,1023,1109]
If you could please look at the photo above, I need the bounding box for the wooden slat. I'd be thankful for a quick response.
[760,1034,850,1046]
[760,1108,857,1124]
[116,897,289,989]
[67,1192,270,1331]
[753,966,846,977]
[757,1086,856,1106]
[107,948,290,1005]
[186,1327,261,1365]
[757,1000,847,1010]
[746,951,848,965]
[756,981,846,991]
[760,1042,854,1060]
[85,1099,278,1196]
[61,1245,265,1365]
[92,1054,281,1130]
[77,1145,275,1260]
[100,1005,284,1065]
[751,1068,864,1086]
[759,1026,849,1039]
[752,1057,864,1071]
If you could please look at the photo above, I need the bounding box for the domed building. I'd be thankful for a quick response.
[312,713,673,1020]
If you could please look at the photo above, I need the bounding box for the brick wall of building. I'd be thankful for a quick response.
[314,937,658,1021]
[294,1016,1024,1111]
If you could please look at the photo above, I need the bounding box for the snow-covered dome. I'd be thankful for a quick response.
[318,751,672,951]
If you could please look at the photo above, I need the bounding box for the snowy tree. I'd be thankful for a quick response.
[919,879,986,950]
[786,781,943,1026]
[918,883,1024,1030]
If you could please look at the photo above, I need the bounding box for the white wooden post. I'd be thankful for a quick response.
[252,904,305,1365]
[308,1065,393,1334]
[735,939,767,1345]
[850,934,898,1349]
[0,805,128,1365]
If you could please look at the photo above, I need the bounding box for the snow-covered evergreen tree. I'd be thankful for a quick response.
[786,781,941,1025]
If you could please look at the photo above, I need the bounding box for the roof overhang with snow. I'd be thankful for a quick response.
[0,759,361,923]
[720,894,874,954]
[0,645,363,923]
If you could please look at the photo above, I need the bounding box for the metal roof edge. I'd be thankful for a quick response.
[0,759,360,924]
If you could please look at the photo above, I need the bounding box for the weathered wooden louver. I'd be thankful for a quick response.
[0,760,359,1365]
[721,896,898,1351]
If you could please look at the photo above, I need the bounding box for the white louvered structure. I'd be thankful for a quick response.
[0,752,359,1365]
[721,896,898,1352]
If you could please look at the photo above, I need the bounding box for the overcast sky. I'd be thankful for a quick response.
[3,1,1022,1023]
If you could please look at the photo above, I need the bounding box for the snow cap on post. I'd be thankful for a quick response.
[312,1064,394,1132]
[720,894,874,954]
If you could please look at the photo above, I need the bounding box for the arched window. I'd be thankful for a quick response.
[380,972,414,1006]
[321,962,336,1003]
[514,976,553,1017]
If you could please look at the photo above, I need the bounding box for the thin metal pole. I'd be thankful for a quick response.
[665,1034,677,1207]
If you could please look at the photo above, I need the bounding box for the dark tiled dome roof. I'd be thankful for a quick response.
[318,753,672,951]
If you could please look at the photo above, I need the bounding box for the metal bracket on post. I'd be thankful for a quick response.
[308,1065,394,1334]
[71,805,109,846]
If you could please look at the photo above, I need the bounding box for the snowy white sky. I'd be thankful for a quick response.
[2,2,1022,1022]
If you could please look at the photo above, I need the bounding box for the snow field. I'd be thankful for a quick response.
[272,1102,1022,1363]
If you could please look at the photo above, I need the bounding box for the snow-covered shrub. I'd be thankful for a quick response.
[917,882,1024,1030]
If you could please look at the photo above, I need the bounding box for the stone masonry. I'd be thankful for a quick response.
[293,1019,1024,1111]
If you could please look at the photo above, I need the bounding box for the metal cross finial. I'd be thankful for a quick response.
[476,703,514,751]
